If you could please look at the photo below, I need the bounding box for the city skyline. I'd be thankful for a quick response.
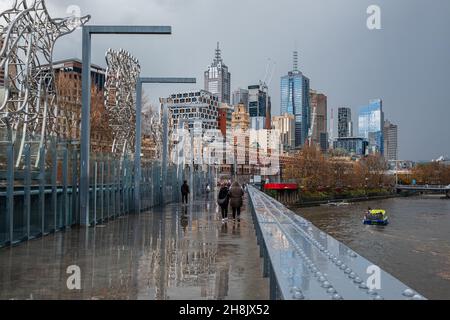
[7,0,450,161]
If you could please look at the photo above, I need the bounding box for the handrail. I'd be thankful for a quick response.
[248,185,426,300]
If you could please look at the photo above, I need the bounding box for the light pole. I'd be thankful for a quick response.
[134,77,196,213]
[80,25,172,226]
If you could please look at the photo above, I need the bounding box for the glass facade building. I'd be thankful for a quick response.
[280,71,310,147]
[358,99,384,155]
[333,137,368,156]
[248,84,271,130]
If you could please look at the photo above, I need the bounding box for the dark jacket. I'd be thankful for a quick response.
[218,187,230,208]
[229,183,244,208]
[181,183,190,195]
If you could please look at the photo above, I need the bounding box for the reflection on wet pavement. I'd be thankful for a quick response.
[0,195,269,300]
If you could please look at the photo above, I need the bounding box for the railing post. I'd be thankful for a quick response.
[63,147,69,228]
[39,147,45,235]
[101,161,105,223]
[6,142,14,245]
[24,144,31,240]
[93,161,98,225]
[51,140,57,231]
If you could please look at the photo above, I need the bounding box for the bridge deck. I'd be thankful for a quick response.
[0,194,268,300]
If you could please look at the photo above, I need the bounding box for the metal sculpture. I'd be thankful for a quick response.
[104,48,141,157]
[0,0,90,167]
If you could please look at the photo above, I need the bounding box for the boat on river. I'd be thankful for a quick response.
[363,209,389,226]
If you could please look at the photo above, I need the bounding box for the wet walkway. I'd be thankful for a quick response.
[0,193,268,300]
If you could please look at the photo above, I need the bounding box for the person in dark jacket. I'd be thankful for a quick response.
[229,181,244,220]
[217,183,230,222]
[181,181,190,204]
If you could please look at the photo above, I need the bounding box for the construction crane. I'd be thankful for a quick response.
[261,58,276,91]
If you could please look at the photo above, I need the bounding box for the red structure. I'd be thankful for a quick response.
[264,183,299,204]
[264,183,298,190]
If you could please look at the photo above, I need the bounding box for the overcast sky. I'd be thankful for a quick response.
[2,0,449,161]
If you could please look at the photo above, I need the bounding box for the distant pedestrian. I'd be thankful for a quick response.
[229,181,244,221]
[181,180,190,205]
[206,184,211,200]
[217,183,230,222]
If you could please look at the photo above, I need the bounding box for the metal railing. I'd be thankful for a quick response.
[0,139,206,248]
[247,185,426,300]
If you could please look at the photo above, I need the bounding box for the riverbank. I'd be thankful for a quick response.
[288,193,401,208]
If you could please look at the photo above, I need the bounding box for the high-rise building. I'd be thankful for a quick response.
[280,51,310,147]
[218,103,233,136]
[358,99,384,155]
[232,88,249,109]
[204,42,231,104]
[383,120,398,160]
[310,90,328,151]
[248,83,271,130]
[333,137,368,156]
[272,113,295,151]
[161,90,219,132]
[232,103,250,131]
[338,107,353,138]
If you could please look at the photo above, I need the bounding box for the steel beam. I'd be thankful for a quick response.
[80,26,172,226]
[134,77,196,213]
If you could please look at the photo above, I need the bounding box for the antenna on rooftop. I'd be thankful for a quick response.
[293,51,299,72]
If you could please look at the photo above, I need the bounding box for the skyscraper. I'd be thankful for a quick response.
[358,99,384,155]
[338,107,353,138]
[272,113,296,151]
[204,42,231,104]
[232,88,249,109]
[248,83,271,130]
[310,90,328,150]
[383,120,398,160]
[281,51,310,147]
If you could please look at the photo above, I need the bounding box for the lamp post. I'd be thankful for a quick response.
[80,25,172,226]
[134,77,196,213]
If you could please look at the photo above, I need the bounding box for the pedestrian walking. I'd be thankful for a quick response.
[181,180,190,205]
[217,183,230,222]
[229,181,244,221]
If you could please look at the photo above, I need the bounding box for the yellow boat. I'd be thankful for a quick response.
[363,209,389,226]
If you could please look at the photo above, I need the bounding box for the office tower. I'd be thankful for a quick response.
[161,90,219,131]
[232,88,249,109]
[280,51,310,147]
[310,90,328,150]
[204,42,231,104]
[248,83,271,130]
[384,119,398,160]
[358,99,384,155]
[232,103,250,131]
[272,113,296,151]
[338,107,353,138]
[333,137,368,156]
[218,103,233,136]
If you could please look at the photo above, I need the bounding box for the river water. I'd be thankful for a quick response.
[297,196,450,300]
